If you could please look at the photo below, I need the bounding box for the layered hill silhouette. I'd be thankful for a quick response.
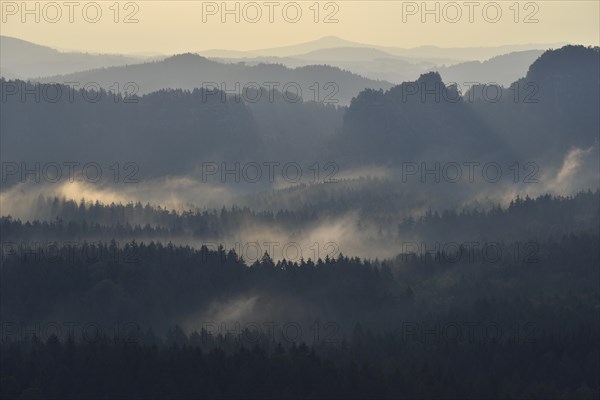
[39,53,394,105]
[0,36,149,79]
[468,45,600,163]
[332,46,599,183]
[212,49,543,87]
[2,46,598,189]
[435,50,544,88]
[4,36,555,104]
[205,35,560,61]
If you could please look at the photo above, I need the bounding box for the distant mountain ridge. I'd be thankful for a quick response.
[435,50,545,87]
[206,35,562,61]
[3,35,557,93]
[0,36,151,79]
[39,52,394,105]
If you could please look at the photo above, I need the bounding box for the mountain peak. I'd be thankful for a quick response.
[417,71,443,84]
[523,45,600,81]
[164,53,211,63]
[317,35,346,42]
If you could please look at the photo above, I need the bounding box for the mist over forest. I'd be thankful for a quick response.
[1,29,599,399]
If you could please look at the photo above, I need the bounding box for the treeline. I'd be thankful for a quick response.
[396,190,599,243]
[9,194,318,236]
[3,190,597,243]
[1,232,598,337]
[1,193,598,398]
[2,326,598,399]
[0,243,409,331]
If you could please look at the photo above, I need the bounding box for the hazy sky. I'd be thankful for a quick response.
[1,1,598,54]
